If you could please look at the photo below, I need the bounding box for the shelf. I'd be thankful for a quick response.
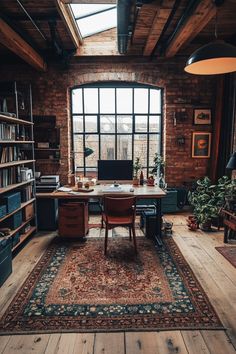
[35,148,60,151]
[0,178,35,195]
[6,217,34,239]
[36,159,60,164]
[12,226,36,252]
[0,159,35,169]
[0,140,34,144]
[0,113,33,125]
[0,198,35,223]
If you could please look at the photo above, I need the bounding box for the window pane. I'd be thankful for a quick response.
[85,115,97,132]
[100,135,115,159]
[117,115,132,133]
[72,89,83,113]
[73,115,83,133]
[150,89,161,114]
[74,154,83,170]
[149,115,161,132]
[84,134,98,167]
[100,115,115,133]
[134,88,148,113]
[73,135,83,153]
[76,8,117,38]
[134,134,147,168]
[149,134,161,168]
[117,135,132,160]
[116,88,132,114]
[135,115,147,132]
[71,4,115,19]
[84,88,98,113]
[100,88,115,113]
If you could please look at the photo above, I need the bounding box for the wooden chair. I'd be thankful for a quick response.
[102,196,137,255]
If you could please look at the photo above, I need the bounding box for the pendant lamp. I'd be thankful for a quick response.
[184,1,236,75]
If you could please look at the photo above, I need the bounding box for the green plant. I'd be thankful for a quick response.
[188,176,236,229]
[133,157,142,179]
[151,153,165,176]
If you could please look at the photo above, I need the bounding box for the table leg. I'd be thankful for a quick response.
[154,198,163,247]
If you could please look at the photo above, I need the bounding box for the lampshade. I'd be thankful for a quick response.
[184,40,236,75]
[226,152,236,170]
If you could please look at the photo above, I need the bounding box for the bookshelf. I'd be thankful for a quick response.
[33,115,60,175]
[0,82,36,253]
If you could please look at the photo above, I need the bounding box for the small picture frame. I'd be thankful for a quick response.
[193,108,211,125]
[192,132,211,158]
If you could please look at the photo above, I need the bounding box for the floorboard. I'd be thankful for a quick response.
[0,214,235,353]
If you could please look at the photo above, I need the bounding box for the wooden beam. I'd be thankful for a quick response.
[165,0,216,58]
[143,0,175,56]
[56,0,82,48]
[61,0,116,3]
[0,18,46,71]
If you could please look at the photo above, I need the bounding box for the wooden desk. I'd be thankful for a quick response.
[36,184,166,245]
[221,209,236,243]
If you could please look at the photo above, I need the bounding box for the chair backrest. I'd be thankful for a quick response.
[103,196,136,217]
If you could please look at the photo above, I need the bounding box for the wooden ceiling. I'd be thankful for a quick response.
[0,0,236,70]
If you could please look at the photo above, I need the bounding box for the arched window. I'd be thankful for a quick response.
[71,82,163,178]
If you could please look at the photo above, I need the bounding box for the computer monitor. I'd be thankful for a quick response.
[98,160,133,181]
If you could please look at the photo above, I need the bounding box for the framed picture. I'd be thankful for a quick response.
[192,132,211,158]
[193,108,211,125]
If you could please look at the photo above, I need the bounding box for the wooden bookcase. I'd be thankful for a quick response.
[33,115,60,175]
[0,82,36,253]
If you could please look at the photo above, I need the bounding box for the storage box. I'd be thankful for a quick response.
[162,190,178,213]
[0,204,7,218]
[58,202,88,237]
[11,232,20,248]
[140,210,162,239]
[0,238,12,286]
[2,210,22,230]
[2,192,21,213]
[23,203,34,221]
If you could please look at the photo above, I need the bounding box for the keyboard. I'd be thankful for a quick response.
[102,186,124,192]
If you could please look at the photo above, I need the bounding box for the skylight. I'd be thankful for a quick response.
[70,4,117,38]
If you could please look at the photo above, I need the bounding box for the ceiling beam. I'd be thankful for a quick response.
[0,17,46,71]
[61,0,116,3]
[143,0,175,56]
[56,0,82,48]
[165,0,217,58]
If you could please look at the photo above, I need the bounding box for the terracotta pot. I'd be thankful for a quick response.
[133,178,139,186]
[147,177,155,186]
[199,220,212,231]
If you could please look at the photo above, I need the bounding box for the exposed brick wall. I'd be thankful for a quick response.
[0,57,216,185]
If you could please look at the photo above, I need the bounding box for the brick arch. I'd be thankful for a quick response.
[69,71,166,90]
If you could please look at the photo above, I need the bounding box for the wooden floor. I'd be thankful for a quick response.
[0,214,236,354]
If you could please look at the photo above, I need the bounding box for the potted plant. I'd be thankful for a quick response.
[133,157,142,186]
[188,177,219,231]
[221,177,236,211]
[188,176,236,231]
[150,153,165,186]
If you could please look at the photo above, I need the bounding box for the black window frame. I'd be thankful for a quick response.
[70,82,163,177]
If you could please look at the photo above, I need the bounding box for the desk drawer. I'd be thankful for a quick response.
[58,202,88,237]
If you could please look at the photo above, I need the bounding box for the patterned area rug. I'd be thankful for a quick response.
[215,246,236,268]
[0,237,223,334]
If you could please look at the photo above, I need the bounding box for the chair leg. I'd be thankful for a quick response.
[132,225,137,254]
[104,226,108,255]
[129,227,132,241]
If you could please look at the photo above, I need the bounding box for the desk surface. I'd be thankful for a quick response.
[36,184,166,199]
